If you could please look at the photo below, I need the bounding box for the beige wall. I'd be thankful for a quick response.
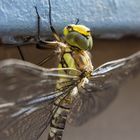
[0,38,140,140]
[39,75,140,140]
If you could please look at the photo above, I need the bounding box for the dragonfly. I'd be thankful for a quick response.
[0,0,140,140]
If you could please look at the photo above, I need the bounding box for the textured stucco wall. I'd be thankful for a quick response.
[0,0,140,42]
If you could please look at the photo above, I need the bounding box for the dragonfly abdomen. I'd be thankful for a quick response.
[48,106,69,140]
[48,81,80,140]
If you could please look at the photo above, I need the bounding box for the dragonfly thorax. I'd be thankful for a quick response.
[58,45,93,77]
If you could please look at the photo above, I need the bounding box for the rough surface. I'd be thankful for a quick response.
[0,0,140,42]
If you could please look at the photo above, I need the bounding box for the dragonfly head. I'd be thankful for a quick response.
[63,24,93,50]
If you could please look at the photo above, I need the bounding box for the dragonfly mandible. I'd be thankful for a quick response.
[0,0,140,140]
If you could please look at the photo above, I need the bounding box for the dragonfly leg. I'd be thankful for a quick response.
[34,6,41,41]
[34,6,62,50]
[16,46,25,61]
[34,6,47,49]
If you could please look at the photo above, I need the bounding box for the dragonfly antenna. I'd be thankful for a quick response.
[75,18,80,25]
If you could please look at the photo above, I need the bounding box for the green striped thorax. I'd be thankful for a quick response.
[63,24,93,50]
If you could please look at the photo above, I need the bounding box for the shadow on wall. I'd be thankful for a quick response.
[0,38,140,67]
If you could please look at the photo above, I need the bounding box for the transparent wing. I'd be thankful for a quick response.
[68,51,140,126]
[0,59,80,140]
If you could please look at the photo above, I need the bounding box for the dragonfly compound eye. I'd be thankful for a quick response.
[63,25,93,50]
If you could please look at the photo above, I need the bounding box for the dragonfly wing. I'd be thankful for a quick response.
[0,59,79,140]
[0,105,53,140]
[68,51,140,126]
